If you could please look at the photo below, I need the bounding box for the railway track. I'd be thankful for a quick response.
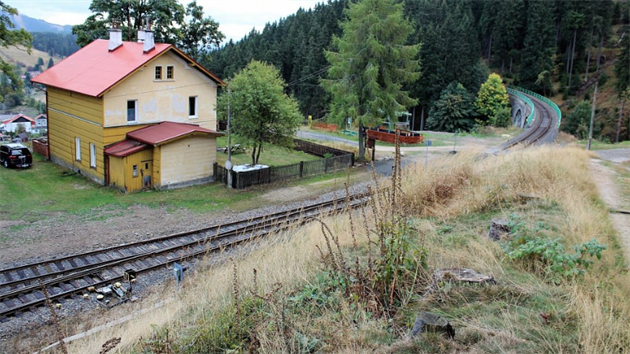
[501,92,557,150]
[0,193,370,319]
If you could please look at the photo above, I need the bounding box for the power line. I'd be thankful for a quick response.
[287,65,330,87]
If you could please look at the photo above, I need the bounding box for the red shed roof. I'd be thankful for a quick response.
[127,121,222,146]
[32,39,224,97]
[104,139,150,158]
[4,114,34,125]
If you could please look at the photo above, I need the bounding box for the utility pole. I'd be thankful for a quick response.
[587,82,598,150]
[226,84,233,188]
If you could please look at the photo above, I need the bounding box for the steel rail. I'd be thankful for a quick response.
[0,193,371,319]
[501,92,554,150]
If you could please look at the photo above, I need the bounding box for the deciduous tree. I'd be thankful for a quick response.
[322,0,420,160]
[177,1,224,60]
[72,0,224,51]
[218,60,302,166]
[475,73,509,126]
[0,2,31,104]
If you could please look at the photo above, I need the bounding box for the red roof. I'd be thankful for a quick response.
[127,121,222,146]
[4,114,35,125]
[104,139,150,158]
[32,39,224,97]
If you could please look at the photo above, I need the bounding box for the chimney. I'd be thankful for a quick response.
[137,29,146,43]
[143,30,155,53]
[108,25,123,51]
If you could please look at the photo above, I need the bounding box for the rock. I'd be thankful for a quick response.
[433,268,495,285]
[487,219,510,241]
[410,311,455,339]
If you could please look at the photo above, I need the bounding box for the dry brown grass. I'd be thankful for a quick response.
[401,145,630,353]
[59,145,630,353]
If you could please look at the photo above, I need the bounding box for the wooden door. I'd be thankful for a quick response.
[141,160,152,189]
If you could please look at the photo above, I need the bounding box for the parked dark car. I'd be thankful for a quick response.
[0,143,32,168]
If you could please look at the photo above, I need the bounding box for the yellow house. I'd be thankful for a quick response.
[32,29,224,191]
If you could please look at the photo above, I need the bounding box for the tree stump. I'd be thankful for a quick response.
[487,218,510,241]
[410,311,455,339]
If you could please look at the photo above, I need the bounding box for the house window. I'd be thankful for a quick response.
[90,143,96,169]
[188,96,198,118]
[133,165,138,177]
[166,66,174,79]
[75,137,81,161]
[155,66,162,80]
[127,100,137,122]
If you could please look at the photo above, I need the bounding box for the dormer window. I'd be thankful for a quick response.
[166,66,174,79]
[155,66,162,80]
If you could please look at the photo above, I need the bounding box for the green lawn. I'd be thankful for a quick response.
[0,148,365,223]
[215,136,320,166]
[576,139,630,150]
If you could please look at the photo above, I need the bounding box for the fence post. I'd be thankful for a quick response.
[299,161,304,178]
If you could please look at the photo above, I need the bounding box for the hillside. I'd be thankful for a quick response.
[9,13,72,33]
[0,45,59,69]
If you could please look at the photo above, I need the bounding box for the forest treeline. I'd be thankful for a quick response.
[201,0,630,139]
[31,32,80,58]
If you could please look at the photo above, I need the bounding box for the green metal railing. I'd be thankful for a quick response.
[512,87,562,128]
[507,87,536,127]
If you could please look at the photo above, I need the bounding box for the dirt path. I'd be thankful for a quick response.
[590,154,630,264]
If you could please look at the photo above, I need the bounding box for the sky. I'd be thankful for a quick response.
[5,0,323,42]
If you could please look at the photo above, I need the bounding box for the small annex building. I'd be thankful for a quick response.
[104,122,221,192]
[32,27,224,192]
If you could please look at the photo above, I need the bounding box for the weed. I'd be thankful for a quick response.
[503,215,607,282]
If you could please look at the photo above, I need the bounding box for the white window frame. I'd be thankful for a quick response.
[154,66,162,80]
[188,96,198,119]
[166,65,174,80]
[75,137,81,161]
[90,143,96,169]
[127,100,138,122]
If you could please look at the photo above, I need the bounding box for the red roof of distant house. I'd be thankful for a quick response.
[32,39,224,97]
[103,139,150,158]
[4,114,35,126]
[127,121,222,146]
[35,114,47,120]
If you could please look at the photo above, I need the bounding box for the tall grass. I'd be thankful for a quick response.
[400,145,630,352]
[58,145,630,353]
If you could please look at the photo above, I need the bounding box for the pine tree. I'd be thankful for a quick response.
[322,0,420,160]
[409,0,480,125]
[520,0,555,92]
[427,82,477,133]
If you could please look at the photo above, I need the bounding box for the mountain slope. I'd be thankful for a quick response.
[9,13,72,33]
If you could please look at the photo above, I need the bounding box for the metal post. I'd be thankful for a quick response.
[226,84,233,187]
[425,143,429,169]
[587,82,598,150]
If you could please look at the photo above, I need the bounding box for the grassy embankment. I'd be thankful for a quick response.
[61,145,629,353]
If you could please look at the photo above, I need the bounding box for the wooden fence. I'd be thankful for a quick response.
[32,138,49,159]
[214,139,354,189]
